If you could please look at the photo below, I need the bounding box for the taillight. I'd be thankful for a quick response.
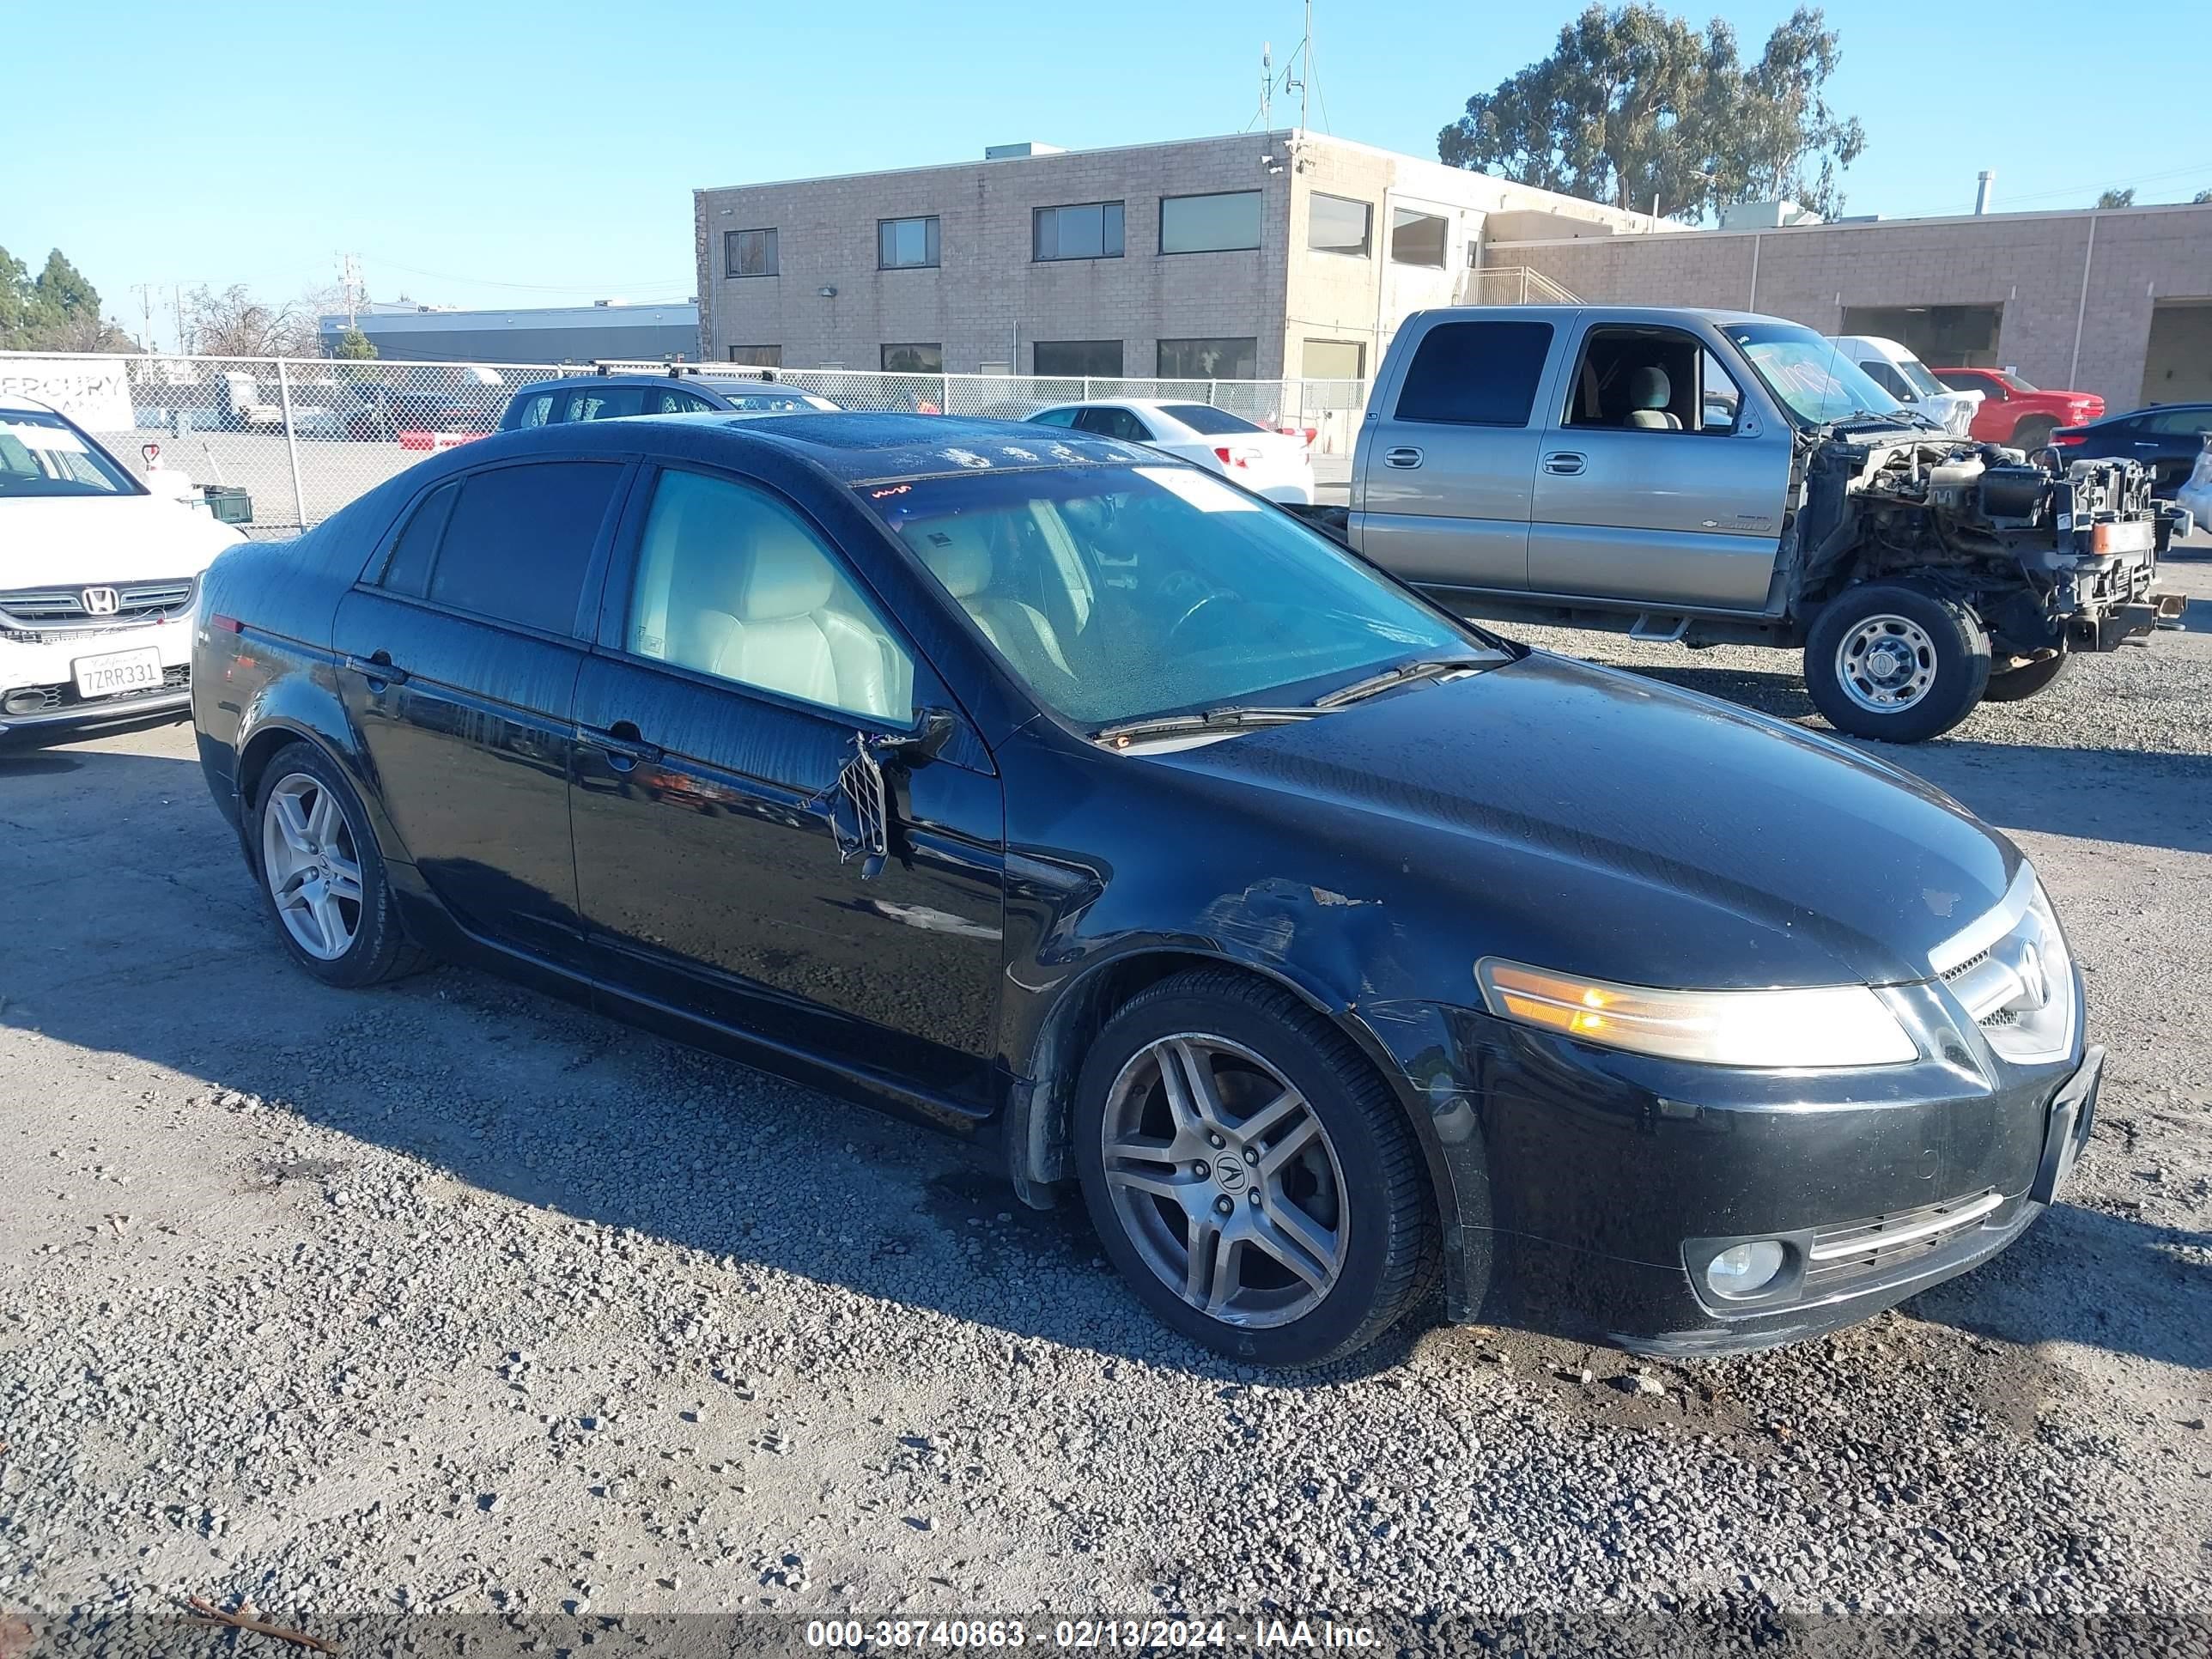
[209,613,245,632]
[1212,446,1262,469]
[2052,434,2086,447]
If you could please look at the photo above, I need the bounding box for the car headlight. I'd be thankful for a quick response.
[1474,959,1919,1069]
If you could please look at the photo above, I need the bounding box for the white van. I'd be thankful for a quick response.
[1828,336,1984,437]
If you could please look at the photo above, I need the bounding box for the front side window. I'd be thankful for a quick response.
[1390,208,1449,267]
[628,468,913,723]
[422,462,623,632]
[1395,320,1552,427]
[1722,322,1907,428]
[1858,360,1914,402]
[1700,351,1745,433]
[864,463,1495,730]
[1034,202,1125,261]
[1033,340,1124,378]
[1160,191,1261,254]
[1565,328,1706,432]
[0,410,138,499]
[1158,337,1258,380]
[878,216,941,270]
[726,228,778,278]
[1074,406,1153,442]
[1308,192,1372,257]
[881,343,943,374]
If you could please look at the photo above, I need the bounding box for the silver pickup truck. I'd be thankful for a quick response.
[1324,305,2189,742]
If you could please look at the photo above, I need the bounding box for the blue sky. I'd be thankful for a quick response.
[6,0,2209,349]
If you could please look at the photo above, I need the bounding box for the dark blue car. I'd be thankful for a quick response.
[2051,402,2212,495]
[498,373,839,433]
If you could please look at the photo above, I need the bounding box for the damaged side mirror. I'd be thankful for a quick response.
[824,708,959,880]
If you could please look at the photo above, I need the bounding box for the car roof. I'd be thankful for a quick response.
[518,374,809,403]
[410,410,1152,489]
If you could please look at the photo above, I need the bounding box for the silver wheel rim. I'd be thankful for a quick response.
[1100,1034,1347,1329]
[1836,614,1939,714]
[261,773,363,962]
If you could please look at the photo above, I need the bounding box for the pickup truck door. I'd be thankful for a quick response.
[1528,320,1792,613]
[1352,316,1561,594]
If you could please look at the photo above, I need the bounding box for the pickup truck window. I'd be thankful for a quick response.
[1565,328,1703,432]
[1395,321,1552,426]
[1723,322,1905,428]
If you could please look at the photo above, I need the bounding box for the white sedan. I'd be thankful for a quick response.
[1,395,244,744]
[1025,399,1315,504]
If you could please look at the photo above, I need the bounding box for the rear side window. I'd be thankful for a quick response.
[1028,407,1080,428]
[1395,321,1553,426]
[644,387,710,415]
[1160,404,1264,436]
[507,392,556,429]
[425,462,623,633]
[562,386,649,422]
[378,482,458,596]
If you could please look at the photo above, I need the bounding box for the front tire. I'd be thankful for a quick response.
[2011,417,2055,456]
[253,742,428,987]
[1804,582,1990,743]
[1073,970,1438,1368]
[1982,651,2072,703]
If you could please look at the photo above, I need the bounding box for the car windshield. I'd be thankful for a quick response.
[1723,323,1910,426]
[0,410,140,499]
[1894,356,1948,399]
[1160,404,1266,436]
[862,462,1497,730]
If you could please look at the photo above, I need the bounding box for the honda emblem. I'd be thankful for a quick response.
[82,587,120,616]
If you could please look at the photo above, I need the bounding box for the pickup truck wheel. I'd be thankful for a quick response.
[1983,652,2072,702]
[2011,418,2055,455]
[1804,583,1991,744]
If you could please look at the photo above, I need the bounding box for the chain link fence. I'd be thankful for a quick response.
[2,352,1370,535]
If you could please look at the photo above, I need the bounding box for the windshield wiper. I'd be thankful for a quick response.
[1092,705,1321,746]
[1312,656,1485,710]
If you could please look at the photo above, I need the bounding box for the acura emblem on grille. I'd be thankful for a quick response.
[82,586,120,616]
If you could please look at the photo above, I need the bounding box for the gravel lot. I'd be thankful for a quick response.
[3,556,2209,1652]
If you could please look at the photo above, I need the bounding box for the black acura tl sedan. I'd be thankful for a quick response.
[190,412,2100,1366]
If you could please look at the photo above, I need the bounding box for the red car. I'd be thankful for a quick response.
[1933,368,2104,453]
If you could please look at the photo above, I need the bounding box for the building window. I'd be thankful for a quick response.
[1390,209,1448,267]
[727,345,781,367]
[1307,192,1372,258]
[1034,202,1125,262]
[882,343,942,374]
[1158,337,1259,380]
[1304,338,1366,380]
[1033,340,1124,377]
[726,228,778,278]
[1160,191,1262,254]
[878,216,941,270]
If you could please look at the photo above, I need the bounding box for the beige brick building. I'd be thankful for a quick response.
[1491,204,2212,409]
[692,132,1656,380]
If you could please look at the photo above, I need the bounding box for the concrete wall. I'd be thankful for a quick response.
[694,132,1658,378]
[1488,203,2212,409]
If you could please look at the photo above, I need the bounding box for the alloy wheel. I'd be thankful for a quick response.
[1836,614,1939,714]
[261,773,363,961]
[1098,1033,1348,1328]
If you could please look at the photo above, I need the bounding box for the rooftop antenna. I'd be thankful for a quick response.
[1285,1,1310,131]
[1259,40,1272,130]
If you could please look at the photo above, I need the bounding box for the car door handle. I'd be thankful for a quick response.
[344,652,409,687]
[580,722,664,771]
[1542,451,1588,476]
[1382,447,1424,469]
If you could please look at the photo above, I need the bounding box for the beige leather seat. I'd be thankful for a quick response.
[680,515,902,720]
[1625,366,1681,430]
[915,523,1073,679]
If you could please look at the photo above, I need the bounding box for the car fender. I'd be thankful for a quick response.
[231,661,413,874]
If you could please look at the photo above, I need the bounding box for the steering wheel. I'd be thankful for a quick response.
[1166,591,1238,644]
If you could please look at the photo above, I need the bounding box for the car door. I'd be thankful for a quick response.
[1528,321,1791,613]
[331,456,631,960]
[568,463,1006,1109]
[1352,315,1559,593]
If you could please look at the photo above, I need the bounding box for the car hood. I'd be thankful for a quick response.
[2,495,245,586]
[1150,651,2015,991]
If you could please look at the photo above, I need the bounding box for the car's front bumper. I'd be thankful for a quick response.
[1358,988,2094,1354]
[1,617,197,741]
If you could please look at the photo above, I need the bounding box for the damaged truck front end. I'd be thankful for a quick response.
[1778,428,2188,740]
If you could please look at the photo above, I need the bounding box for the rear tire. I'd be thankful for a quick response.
[1073,969,1439,1369]
[1982,651,2072,703]
[1804,582,1991,744]
[252,741,429,988]
[2011,418,2055,457]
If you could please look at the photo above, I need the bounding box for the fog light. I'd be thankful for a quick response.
[1705,1240,1786,1299]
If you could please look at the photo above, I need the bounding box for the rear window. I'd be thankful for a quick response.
[1395,321,1553,426]
[423,461,623,633]
[1160,404,1264,436]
